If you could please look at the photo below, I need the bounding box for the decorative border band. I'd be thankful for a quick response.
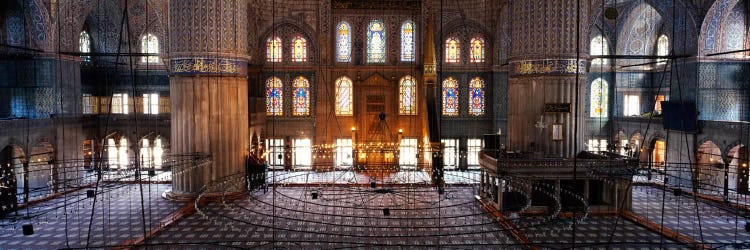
[169,58,248,76]
[510,59,586,76]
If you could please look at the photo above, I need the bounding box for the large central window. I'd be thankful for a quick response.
[367,20,386,63]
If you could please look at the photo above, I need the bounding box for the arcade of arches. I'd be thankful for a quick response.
[0,0,749,248]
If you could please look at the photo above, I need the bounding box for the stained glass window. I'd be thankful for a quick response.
[590,35,608,65]
[79,31,91,61]
[399,76,416,115]
[401,21,415,62]
[292,76,310,116]
[367,19,386,63]
[335,77,353,116]
[590,78,608,118]
[336,22,351,62]
[266,77,283,116]
[291,36,307,62]
[468,77,485,116]
[267,36,282,62]
[442,77,459,116]
[657,34,669,64]
[469,37,484,63]
[141,33,159,63]
[445,37,460,63]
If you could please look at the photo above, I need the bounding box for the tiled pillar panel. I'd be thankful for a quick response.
[507,0,589,158]
[167,0,250,197]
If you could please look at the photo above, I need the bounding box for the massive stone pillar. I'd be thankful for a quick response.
[507,0,589,158]
[167,0,249,198]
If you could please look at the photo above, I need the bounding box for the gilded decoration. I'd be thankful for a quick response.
[169,58,248,76]
[510,59,586,76]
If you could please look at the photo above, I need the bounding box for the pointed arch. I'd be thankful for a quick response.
[335,77,353,116]
[399,76,417,115]
[336,21,351,62]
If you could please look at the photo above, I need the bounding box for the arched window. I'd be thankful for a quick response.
[445,37,460,63]
[442,77,459,116]
[399,76,416,115]
[141,33,159,63]
[590,78,608,118]
[367,19,386,63]
[266,77,283,116]
[79,31,91,61]
[291,36,307,62]
[267,36,282,62]
[335,77,353,116]
[469,37,484,63]
[590,35,608,65]
[401,20,415,62]
[657,34,669,64]
[336,22,351,62]
[292,76,310,116]
[468,77,485,116]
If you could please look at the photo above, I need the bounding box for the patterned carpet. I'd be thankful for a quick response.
[146,186,517,249]
[2,172,749,249]
[631,185,750,249]
[0,183,184,249]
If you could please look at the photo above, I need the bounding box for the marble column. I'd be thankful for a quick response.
[507,0,589,158]
[167,0,249,198]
